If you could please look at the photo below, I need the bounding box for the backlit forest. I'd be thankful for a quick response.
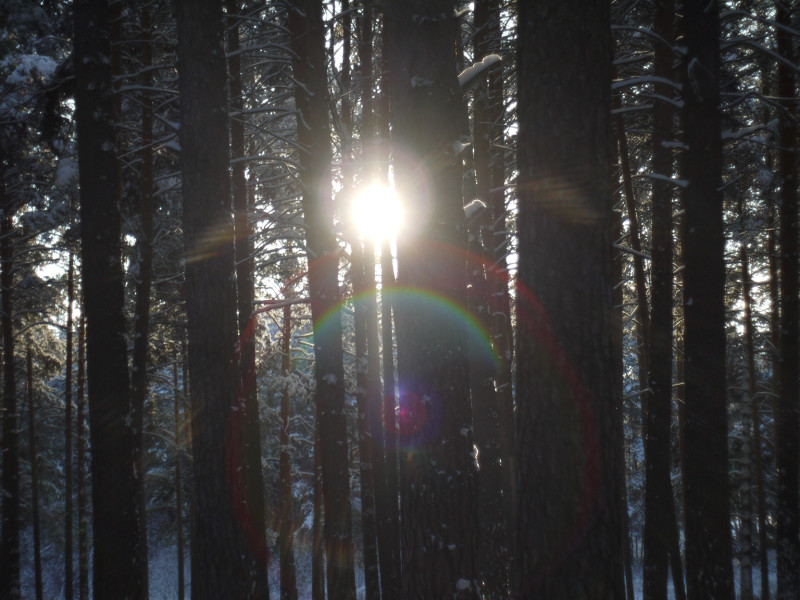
[0,1,798,599]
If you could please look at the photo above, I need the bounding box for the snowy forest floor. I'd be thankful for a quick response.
[21,525,776,600]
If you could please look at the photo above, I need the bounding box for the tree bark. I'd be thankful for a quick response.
[65,251,75,600]
[516,1,624,598]
[175,0,257,596]
[775,5,800,600]
[173,354,185,600]
[225,3,271,597]
[27,348,43,600]
[76,314,89,600]
[287,3,356,599]
[129,9,156,598]
[386,2,481,597]
[680,1,734,598]
[74,0,144,596]
[279,305,298,600]
[1,171,20,600]
[644,3,685,599]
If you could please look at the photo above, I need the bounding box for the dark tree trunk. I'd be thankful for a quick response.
[739,201,756,600]
[1,176,20,600]
[27,348,43,600]
[175,0,257,597]
[644,3,684,600]
[279,305,298,600]
[386,2,481,597]
[776,5,800,600]
[76,315,89,600]
[129,9,156,598]
[614,208,636,600]
[471,3,510,596]
[287,3,356,599]
[173,355,185,600]
[357,8,400,598]
[74,1,144,596]
[65,251,75,600]
[226,4,271,597]
[516,1,624,598]
[679,1,734,598]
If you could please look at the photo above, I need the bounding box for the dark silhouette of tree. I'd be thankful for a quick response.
[643,2,685,600]
[26,348,42,600]
[386,1,481,597]
[679,1,734,598]
[516,1,624,598]
[1,162,20,600]
[226,3,271,597]
[776,3,800,599]
[287,2,357,599]
[175,0,260,597]
[74,0,144,596]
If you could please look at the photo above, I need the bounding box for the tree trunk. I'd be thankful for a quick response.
[74,0,144,596]
[129,9,156,598]
[175,0,257,597]
[775,5,800,599]
[1,172,20,600]
[386,2,481,597]
[226,4,271,596]
[680,1,734,598]
[65,251,75,600]
[516,1,624,598]
[76,315,89,600]
[287,3,356,599]
[471,3,510,596]
[27,348,43,600]
[173,353,185,600]
[644,3,684,599]
[739,214,756,600]
[614,208,636,600]
[279,305,299,600]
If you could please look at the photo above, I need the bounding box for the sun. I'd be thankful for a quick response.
[352,184,402,241]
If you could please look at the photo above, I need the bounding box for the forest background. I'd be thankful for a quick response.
[0,1,799,599]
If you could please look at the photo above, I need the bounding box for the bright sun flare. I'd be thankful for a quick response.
[352,185,402,241]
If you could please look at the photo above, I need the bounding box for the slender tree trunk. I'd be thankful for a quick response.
[379,238,400,589]
[287,3,356,598]
[739,218,756,600]
[482,2,517,576]
[175,0,257,597]
[65,251,75,600]
[226,4,271,596]
[644,3,684,599]
[173,353,185,600]
[614,208,636,600]
[516,1,624,598]
[357,8,399,598]
[680,1,734,598]
[377,16,401,587]
[76,314,89,600]
[471,4,510,596]
[340,3,380,595]
[1,172,20,600]
[616,113,651,390]
[279,305,299,600]
[775,5,800,599]
[27,348,43,600]
[130,9,156,598]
